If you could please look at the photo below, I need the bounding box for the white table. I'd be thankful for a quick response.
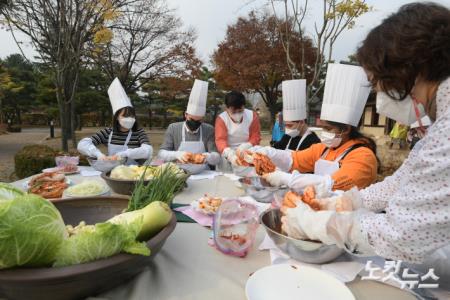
[13,168,415,300]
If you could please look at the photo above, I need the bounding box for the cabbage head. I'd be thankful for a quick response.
[53,217,150,267]
[0,194,66,269]
[0,182,24,201]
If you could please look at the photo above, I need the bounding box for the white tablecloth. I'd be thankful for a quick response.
[12,168,416,300]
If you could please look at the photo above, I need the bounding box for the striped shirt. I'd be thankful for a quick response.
[90,128,149,149]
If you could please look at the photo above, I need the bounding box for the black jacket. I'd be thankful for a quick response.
[273,131,321,151]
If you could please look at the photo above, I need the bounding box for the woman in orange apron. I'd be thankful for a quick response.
[260,64,378,192]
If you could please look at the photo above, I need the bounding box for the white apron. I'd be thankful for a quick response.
[218,109,254,172]
[313,146,354,176]
[219,109,253,149]
[177,123,208,174]
[108,130,136,165]
[286,130,312,151]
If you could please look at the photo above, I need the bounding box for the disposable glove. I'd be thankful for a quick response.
[204,152,221,165]
[249,146,292,172]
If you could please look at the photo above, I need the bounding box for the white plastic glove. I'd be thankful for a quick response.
[282,201,375,255]
[222,147,240,166]
[316,187,362,212]
[280,204,309,240]
[157,149,186,162]
[237,142,253,151]
[288,172,333,196]
[249,146,292,172]
[115,150,129,159]
[204,152,221,165]
[116,144,153,161]
[222,147,234,159]
[282,201,336,244]
[77,138,104,159]
[262,170,292,187]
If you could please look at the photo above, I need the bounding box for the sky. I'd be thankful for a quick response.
[1,0,449,65]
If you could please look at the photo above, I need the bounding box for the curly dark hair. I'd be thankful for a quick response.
[356,2,450,100]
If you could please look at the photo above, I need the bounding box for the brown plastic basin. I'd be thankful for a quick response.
[0,196,176,300]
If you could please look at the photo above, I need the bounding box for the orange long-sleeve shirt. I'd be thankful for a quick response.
[291,139,378,190]
[215,111,261,153]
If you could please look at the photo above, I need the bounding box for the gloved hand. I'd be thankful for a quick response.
[175,151,188,163]
[77,138,104,159]
[288,172,333,195]
[316,188,362,212]
[204,152,221,165]
[222,147,234,159]
[280,203,309,240]
[263,170,292,187]
[282,201,375,255]
[249,146,292,172]
[237,142,253,151]
[222,147,240,166]
[120,144,152,161]
[115,150,129,159]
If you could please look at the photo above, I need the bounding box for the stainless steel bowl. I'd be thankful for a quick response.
[87,157,126,172]
[238,177,287,203]
[260,209,343,264]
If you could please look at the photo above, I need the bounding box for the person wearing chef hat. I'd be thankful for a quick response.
[272,79,320,151]
[157,79,220,170]
[278,2,450,292]
[77,78,152,164]
[250,63,378,192]
[215,91,261,167]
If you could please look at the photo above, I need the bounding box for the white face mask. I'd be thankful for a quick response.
[285,123,303,138]
[230,112,244,122]
[285,128,299,138]
[318,130,342,148]
[119,117,135,130]
[376,91,426,125]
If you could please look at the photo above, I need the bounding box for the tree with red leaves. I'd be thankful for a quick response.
[212,11,317,124]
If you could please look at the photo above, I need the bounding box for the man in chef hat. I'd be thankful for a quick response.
[272,79,320,151]
[158,79,220,171]
[250,63,378,193]
[78,78,152,164]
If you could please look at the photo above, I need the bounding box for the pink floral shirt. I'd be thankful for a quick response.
[359,77,450,263]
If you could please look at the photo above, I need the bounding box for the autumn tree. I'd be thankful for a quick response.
[0,54,37,125]
[199,67,225,123]
[1,0,127,151]
[90,0,202,94]
[213,11,317,124]
[270,0,370,100]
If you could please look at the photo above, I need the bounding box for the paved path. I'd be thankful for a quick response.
[0,128,61,182]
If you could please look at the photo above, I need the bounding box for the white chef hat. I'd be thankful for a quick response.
[320,63,371,127]
[411,115,432,128]
[108,78,133,115]
[282,79,307,121]
[186,79,209,117]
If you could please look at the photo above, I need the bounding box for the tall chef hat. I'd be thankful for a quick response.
[320,63,371,127]
[186,79,209,117]
[282,79,307,121]
[108,78,133,115]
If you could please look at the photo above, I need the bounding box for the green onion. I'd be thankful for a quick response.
[127,165,188,212]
